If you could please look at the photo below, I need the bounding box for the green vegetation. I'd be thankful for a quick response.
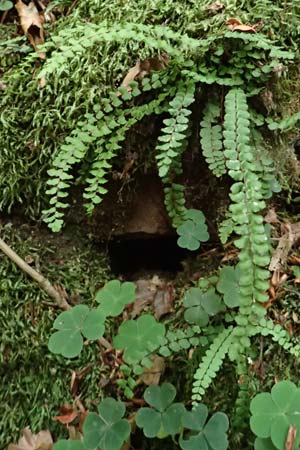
[2,0,300,449]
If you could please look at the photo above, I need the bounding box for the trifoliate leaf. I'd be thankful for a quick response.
[136,383,185,438]
[83,398,130,450]
[48,305,105,358]
[250,381,300,450]
[216,266,241,307]
[113,314,165,363]
[177,220,209,251]
[179,405,229,450]
[96,280,136,317]
[183,288,224,327]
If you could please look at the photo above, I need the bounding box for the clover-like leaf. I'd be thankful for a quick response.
[179,405,229,450]
[184,209,207,224]
[177,219,209,251]
[183,287,224,327]
[250,381,300,450]
[216,266,241,307]
[54,440,84,450]
[113,314,165,363]
[254,438,277,450]
[83,398,130,450]
[96,280,136,317]
[48,305,105,358]
[136,383,185,438]
[0,0,13,11]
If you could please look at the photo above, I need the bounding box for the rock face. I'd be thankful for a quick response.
[114,175,171,236]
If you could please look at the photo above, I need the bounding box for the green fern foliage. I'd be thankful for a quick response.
[192,327,233,403]
[223,89,270,330]
[155,80,194,179]
[200,100,226,177]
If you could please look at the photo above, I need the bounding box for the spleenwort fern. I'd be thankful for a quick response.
[200,100,226,177]
[223,89,271,360]
[192,327,234,402]
[43,76,171,230]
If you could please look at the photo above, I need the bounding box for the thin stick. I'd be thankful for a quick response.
[0,237,112,350]
[0,237,71,310]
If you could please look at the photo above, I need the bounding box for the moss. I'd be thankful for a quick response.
[0,221,110,448]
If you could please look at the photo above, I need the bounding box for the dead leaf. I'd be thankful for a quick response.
[118,53,169,94]
[140,355,165,385]
[38,76,46,88]
[225,17,260,33]
[130,276,174,319]
[285,424,297,450]
[8,428,53,450]
[53,403,78,424]
[25,254,34,264]
[206,1,225,13]
[15,0,45,58]
[292,312,299,323]
[269,222,300,271]
[264,208,279,224]
[153,282,174,320]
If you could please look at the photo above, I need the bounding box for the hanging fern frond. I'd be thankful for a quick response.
[200,100,226,178]
[155,80,195,180]
[43,77,172,230]
[192,327,233,403]
[164,183,187,228]
[223,88,271,360]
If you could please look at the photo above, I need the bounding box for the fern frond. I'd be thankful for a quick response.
[155,80,195,180]
[255,318,300,358]
[192,327,233,403]
[38,22,203,80]
[163,183,187,228]
[200,100,226,177]
[218,212,235,244]
[224,89,270,311]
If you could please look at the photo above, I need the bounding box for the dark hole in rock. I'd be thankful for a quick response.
[108,235,188,278]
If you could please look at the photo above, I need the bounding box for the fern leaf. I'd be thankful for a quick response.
[192,327,233,403]
[200,100,226,177]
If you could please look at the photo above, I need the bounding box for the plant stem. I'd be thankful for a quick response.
[0,236,112,350]
[0,236,71,310]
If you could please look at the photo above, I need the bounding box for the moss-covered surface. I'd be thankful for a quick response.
[0,220,110,448]
[1,0,300,217]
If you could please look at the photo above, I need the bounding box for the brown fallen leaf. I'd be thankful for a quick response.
[140,355,165,386]
[15,0,45,58]
[8,427,53,450]
[264,207,279,224]
[118,53,169,94]
[269,222,300,272]
[53,403,78,424]
[225,17,261,33]
[130,276,174,320]
[153,281,174,320]
[285,424,297,450]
